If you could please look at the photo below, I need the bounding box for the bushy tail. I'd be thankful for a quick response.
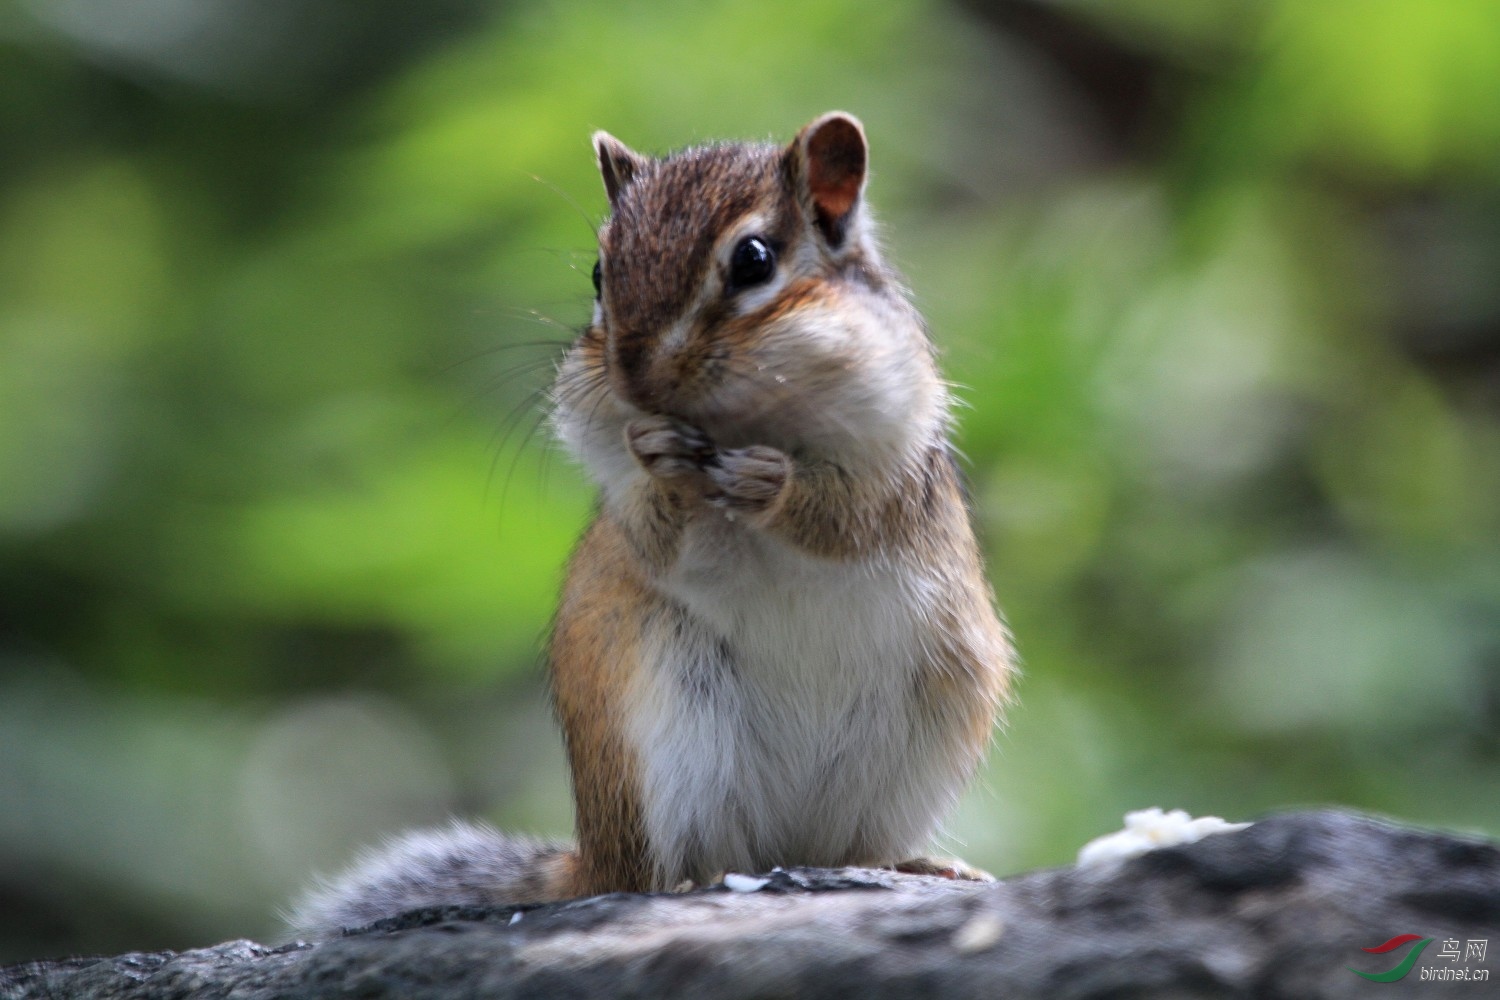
[288,821,578,938]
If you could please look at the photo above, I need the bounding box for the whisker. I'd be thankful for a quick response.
[579,372,616,440]
[502,400,562,503]
[495,305,586,335]
[472,357,564,399]
[495,384,552,456]
[525,172,602,236]
[441,337,569,372]
[486,385,552,506]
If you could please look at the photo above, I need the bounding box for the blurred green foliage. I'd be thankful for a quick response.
[1,0,1497,960]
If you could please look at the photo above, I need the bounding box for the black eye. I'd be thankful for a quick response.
[728,236,775,290]
[591,260,602,298]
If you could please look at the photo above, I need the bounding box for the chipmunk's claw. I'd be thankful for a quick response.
[892,856,995,882]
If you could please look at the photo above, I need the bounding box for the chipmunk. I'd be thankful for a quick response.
[290,112,1015,937]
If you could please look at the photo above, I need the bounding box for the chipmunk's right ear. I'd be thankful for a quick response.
[787,112,868,249]
[593,131,648,206]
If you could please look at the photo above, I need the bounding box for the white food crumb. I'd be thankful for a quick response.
[722,872,770,893]
[1077,807,1252,868]
[951,912,1006,953]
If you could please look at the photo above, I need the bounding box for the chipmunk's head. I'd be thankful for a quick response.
[559,113,944,474]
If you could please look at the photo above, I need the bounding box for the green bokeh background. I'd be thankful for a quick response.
[2,0,1497,960]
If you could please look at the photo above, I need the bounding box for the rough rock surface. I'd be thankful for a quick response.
[4,810,1497,999]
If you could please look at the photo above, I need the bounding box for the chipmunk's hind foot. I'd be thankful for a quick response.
[892,855,995,882]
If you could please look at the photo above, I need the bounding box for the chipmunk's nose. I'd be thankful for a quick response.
[610,334,643,378]
[609,331,664,410]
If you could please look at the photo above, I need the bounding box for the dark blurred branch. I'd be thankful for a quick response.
[7,812,1497,999]
[956,0,1207,160]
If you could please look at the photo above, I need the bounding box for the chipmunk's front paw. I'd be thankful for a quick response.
[893,856,996,882]
[706,445,790,516]
[625,415,715,481]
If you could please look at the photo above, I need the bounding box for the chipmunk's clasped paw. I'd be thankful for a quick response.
[626,416,789,519]
[705,445,789,516]
[625,415,715,481]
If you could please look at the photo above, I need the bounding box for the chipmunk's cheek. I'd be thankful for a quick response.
[764,307,860,394]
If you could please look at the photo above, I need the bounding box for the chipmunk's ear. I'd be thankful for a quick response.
[787,112,867,248]
[593,131,648,207]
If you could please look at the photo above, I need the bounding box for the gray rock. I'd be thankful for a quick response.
[4,810,1497,999]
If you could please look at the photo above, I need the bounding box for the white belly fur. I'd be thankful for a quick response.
[624,515,972,885]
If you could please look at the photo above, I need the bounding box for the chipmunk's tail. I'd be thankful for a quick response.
[288,821,579,939]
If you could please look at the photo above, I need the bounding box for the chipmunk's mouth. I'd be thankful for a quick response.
[595,325,818,456]
[661,394,800,456]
